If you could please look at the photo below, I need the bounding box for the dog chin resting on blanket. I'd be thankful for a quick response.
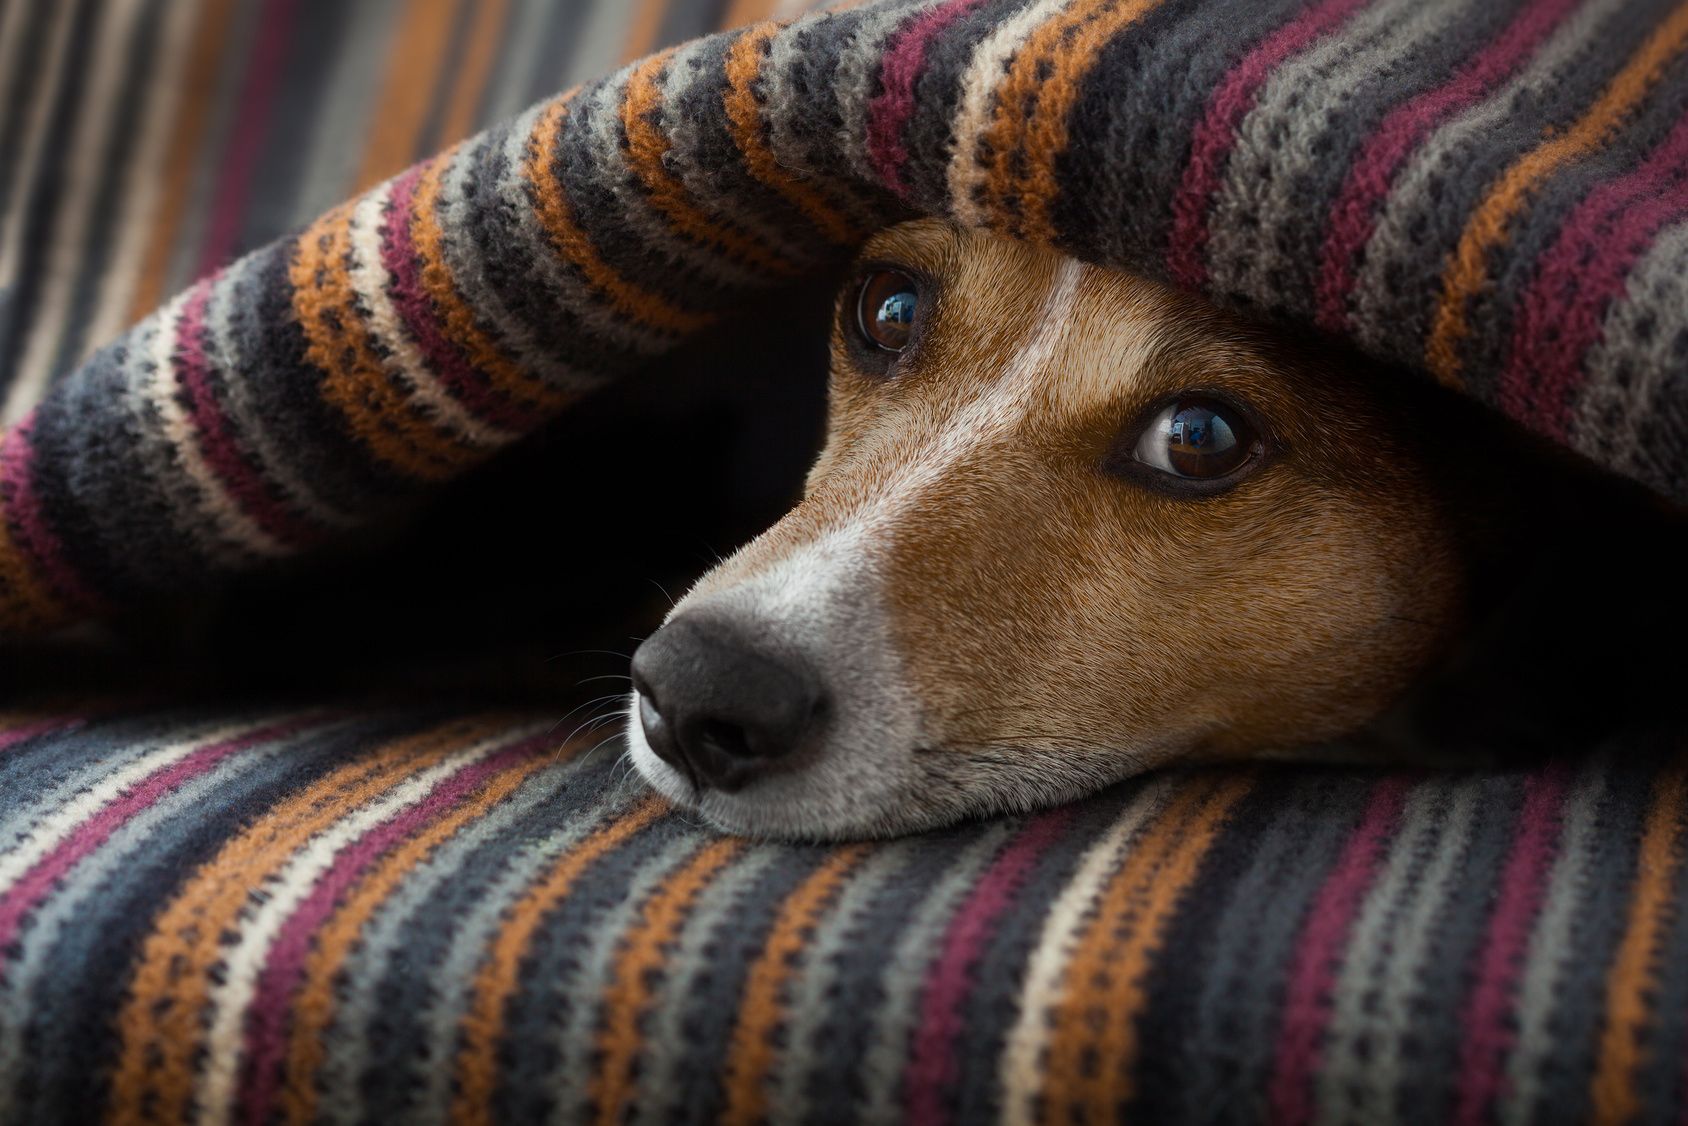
[625,218,1687,841]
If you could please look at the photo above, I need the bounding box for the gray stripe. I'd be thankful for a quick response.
[0,718,335,1111]
[549,0,644,96]
[0,710,228,826]
[1500,758,1612,1126]
[490,97,675,357]
[832,0,947,185]
[626,846,784,1126]
[403,137,590,401]
[763,4,910,228]
[0,713,416,1125]
[202,248,357,528]
[1316,779,1479,1126]
[290,0,405,222]
[479,1,577,126]
[311,762,580,1126]
[158,0,265,295]
[1176,775,1368,1123]
[44,0,169,383]
[768,843,921,1121]
[581,60,766,290]
[1574,216,1688,493]
[402,775,648,1126]
[541,831,710,1122]
[661,34,838,271]
[1205,0,1482,316]
[491,809,691,1123]
[856,822,1015,1124]
[1049,0,1301,272]
[1347,0,1641,362]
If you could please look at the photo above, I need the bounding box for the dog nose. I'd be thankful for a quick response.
[630,616,825,793]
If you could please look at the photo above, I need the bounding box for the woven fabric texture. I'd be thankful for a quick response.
[4,0,1688,631]
[4,1,1688,1123]
[0,706,1684,1124]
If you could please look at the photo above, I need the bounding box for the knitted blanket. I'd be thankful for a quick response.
[4,0,1688,629]
[4,0,1688,1122]
[1,705,1684,1125]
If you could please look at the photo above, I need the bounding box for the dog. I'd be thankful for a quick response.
[626,218,1687,840]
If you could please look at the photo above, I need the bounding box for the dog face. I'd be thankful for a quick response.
[626,219,1462,840]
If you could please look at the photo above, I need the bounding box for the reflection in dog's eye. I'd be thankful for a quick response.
[856,270,920,354]
[1133,397,1258,481]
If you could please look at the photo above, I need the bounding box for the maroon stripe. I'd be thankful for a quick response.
[1450,764,1571,1126]
[0,417,103,612]
[1166,0,1370,289]
[1314,0,1579,332]
[237,732,548,1126]
[174,279,323,548]
[0,717,321,980]
[196,0,299,274]
[866,0,991,198]
[378,163,534,433]
[1499,105,1688,440]
[902,806,1074,1125]
[1267,775,1410,1125]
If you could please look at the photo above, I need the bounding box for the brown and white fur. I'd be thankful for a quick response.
[625,219,1686,841]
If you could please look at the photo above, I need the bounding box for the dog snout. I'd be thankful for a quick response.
[630,615,827,793]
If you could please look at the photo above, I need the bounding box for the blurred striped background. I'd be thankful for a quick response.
[0,0,826,428]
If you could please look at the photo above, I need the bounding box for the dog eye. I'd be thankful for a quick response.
[1132,396,1260,481]
[855,270,920,353]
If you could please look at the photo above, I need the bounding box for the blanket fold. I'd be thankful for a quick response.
[4,0,1687,637]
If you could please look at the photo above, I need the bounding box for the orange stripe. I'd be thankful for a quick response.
[721,0,780,30]
[980,0,1160,240]
[108,718,502,1126]
[621,49,799,274]
[451,796,667,1126]
[1426,1,1688,386]
[522,93,716,336]
[409,153,575,413]
[620,0,671,65]
[289,193,479,480]
[722,22,862,248]
[278,747,557,1126]
[1591,758,1688,1123]
[591,836,747,1126]
[434,0,510,149]
[127,0,238,321]
[354,0,465,193]
[0,507,64,634]
[1039,774,1251,1120]
[720,844,871,1126]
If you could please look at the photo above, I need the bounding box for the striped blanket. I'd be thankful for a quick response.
[4,0,1688,1122]
[1,707,1684,1124]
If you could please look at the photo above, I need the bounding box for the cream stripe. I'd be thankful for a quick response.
[192,723,545,1126]
[432,129,588,392]
[1315,781,1479,1126]
[1347,0,1627,358]
[4,0,147,423]
[1501,759,1610,1126]
[0,721,260,892]
[80,0,211,366]
[0,1,78,304]
[495,100,671,359]
[347,184,516,449]
[945,0,1079,229]
[999,776,1175,1126]
[202,252,360,529]
[143,289,292,559]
